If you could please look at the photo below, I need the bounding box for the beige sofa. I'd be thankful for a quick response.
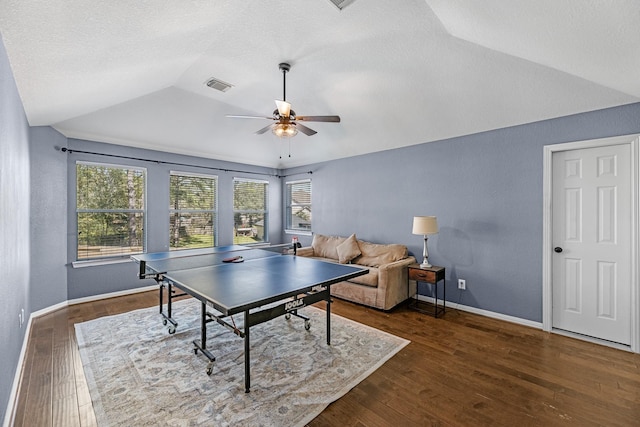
[295,233,416,310]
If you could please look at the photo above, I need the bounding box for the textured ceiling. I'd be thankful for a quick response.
[1,0,638,168]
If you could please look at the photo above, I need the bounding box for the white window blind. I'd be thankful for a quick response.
[76,162,146,260]
[169,172,218,250]
[286,179,312,232]
[233,178,268,244]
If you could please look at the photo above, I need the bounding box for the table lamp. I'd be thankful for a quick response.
[412,216,438,268]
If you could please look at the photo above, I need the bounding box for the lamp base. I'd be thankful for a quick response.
[420,261,432,268]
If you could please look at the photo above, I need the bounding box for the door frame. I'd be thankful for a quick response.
[542,134,639,353]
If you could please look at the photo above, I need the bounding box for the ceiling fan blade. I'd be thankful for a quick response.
[255,124,274,135]
[275,100,291,117]
[226,115,274,120]
[294,115,341,123]
[295,122,317,136]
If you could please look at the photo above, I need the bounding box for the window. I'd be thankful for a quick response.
[76,162,146,260]
[170,172,218,250]
[286,179,312,232]
[233,178,268,244]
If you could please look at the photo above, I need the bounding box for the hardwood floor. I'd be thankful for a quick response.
[10,291,640,426]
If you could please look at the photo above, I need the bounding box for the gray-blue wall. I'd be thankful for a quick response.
[283,102,640,322]
[0,33,31,423]
[30,127,68,312]
[64,139,284,300]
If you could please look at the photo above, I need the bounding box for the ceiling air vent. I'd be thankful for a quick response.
[205,77,233,93]
[327,0,355,11]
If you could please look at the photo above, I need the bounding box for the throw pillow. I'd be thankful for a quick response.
[336,234,361,264]
[311,233,345,259]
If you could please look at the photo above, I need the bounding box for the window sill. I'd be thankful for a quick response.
[72,257,133,268]
[285,230,312,236]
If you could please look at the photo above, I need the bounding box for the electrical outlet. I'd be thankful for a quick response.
[18,308,25,328]
[458,279,466,290]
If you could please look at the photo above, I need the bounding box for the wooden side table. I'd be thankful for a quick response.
[408,264,446,317]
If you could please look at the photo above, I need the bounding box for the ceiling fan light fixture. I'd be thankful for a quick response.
[228,62,339,139]
[272,123,298,138]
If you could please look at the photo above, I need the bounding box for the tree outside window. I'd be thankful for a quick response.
[169,172,217,250]
[286,179,311,232]
[233,178,268,244]
[76,162,145,260]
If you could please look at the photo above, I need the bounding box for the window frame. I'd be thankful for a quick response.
[169,171,218,251]
[233,177,269,245]
[75,161,147,262]
[285,179,312,235]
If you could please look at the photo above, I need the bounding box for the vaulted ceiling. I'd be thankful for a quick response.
[1,0,638,168]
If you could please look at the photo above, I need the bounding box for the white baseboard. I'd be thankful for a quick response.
[3,314,34,427]
[67,284,157,306]
[30,300,68,319]
[3,284,157,427]
[414,294,543,330]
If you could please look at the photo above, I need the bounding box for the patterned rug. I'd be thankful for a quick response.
[75,298,409,426]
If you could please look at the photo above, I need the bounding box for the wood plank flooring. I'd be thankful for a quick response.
[10,290,640,426]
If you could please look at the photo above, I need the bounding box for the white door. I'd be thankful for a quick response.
[552,143,632,345]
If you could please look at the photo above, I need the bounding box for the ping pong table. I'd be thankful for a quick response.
[131,245,367,392]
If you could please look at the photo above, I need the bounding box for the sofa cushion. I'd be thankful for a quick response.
[302,254,376,287]
[336,234,362,264]
[311,234,346,260]
[348,266,379,287]
[355,241,408,267]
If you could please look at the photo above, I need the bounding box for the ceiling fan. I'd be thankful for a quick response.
[226,63,340,137]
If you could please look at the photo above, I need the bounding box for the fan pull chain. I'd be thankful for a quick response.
[278,139,292,159]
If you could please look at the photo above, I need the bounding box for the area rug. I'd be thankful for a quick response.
[75,298,409,426]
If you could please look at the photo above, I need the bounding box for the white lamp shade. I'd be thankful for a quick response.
[412,216,438,235]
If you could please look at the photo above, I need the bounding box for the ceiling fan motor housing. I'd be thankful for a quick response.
[272,109,296,120]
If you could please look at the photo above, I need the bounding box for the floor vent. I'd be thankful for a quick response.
[205,77,233,92]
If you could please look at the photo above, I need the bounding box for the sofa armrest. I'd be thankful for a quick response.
[294,246,315,257]
[376,256,416,309]
[378,256,416,276]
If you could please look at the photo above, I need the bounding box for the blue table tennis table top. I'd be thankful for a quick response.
[132,245,367,315]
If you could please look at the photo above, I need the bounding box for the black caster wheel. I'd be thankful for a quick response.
[162,319,167,326]
[304,320,311,331]
[285,313,291,320]
[168,327,176,335]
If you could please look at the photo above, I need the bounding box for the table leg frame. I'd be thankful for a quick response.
[166,285,333,393]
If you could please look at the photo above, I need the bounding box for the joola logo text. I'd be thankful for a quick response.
[285,299,304,311]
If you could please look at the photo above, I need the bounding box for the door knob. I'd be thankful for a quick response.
[554,247,563,253]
